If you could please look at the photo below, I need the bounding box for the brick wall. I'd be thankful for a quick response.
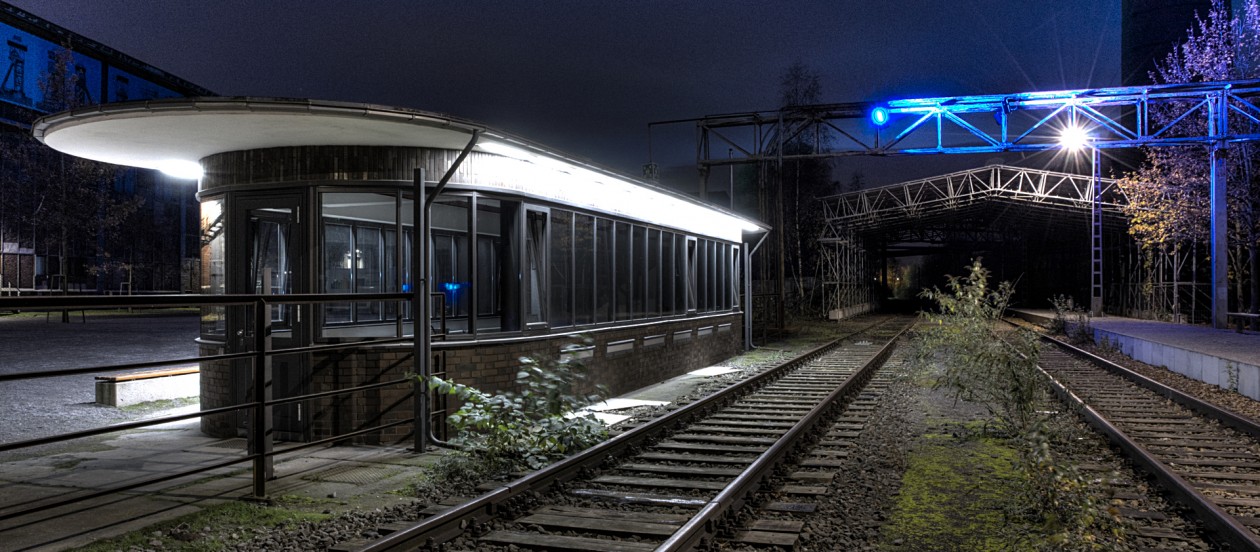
[198,313,743,443]
[198,341,236,438]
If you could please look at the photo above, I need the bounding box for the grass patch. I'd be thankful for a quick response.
[880,430,1035,551]
[68,500,330,552]
[120,396,200,414]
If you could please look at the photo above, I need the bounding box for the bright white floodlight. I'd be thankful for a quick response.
[156,159,204,180]
[1059,126,1090,151]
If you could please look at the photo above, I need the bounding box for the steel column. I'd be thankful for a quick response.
[1210,145,1228,328]
[1091,146,1103,317]
[1210,90,1229,329]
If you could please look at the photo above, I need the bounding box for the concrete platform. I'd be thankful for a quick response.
[0,357,752,551]
[1010,309,1260,400]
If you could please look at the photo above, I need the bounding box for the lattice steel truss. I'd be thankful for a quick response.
[687,79,1260,164]
[656,78,1260,327]
[818,165,1126,316]
[820,165,1124,234]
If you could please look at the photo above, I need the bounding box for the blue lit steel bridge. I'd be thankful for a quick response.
[658,78,1260,329]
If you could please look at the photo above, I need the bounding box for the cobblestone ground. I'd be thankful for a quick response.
[0,311,200,447]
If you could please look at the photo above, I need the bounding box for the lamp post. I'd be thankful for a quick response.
[1060,126,1104,317]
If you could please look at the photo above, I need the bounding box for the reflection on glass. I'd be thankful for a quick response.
[200,197,226,337]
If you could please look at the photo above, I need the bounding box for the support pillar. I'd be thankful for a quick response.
[1090,146,1103,317]
[1210,144,1228,328]
[1209,90,1229,329]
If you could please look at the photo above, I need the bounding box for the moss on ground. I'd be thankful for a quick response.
[879,423,1035,551]
[68,500,330,552]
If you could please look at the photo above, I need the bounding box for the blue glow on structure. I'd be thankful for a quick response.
[870,106,889,126]
[442,282,462,292]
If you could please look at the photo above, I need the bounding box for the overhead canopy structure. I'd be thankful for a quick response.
[819,165,1127,317]
[658,78,1260,328]
[821,165,1125,237]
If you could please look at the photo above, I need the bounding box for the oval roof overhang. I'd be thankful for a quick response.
[32,97,768,240]
[32,97,491,171]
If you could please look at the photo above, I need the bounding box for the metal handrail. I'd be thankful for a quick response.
[0,291,436,522]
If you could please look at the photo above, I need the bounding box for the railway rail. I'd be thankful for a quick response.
[334,317,912,552]
[1024,326,1260,551]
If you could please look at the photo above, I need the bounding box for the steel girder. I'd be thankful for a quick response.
[681,79,1260,165]
[819,165,1125,234]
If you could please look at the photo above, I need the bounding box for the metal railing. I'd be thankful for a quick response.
[0,291,445,522]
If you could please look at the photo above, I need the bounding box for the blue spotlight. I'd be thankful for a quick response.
[870,106,890,126]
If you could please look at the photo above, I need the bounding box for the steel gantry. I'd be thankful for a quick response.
[662,78,1260,328]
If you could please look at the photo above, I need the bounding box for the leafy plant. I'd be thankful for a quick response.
[1050,295,1094,345]
[916,260,1124,549]
[915,259,1043,434]
[426,338,608,471]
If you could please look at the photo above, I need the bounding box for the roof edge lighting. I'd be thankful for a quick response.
[155,159,203,180]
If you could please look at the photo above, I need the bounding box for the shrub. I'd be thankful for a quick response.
[426,338,608,471]
[915,259,1043,434]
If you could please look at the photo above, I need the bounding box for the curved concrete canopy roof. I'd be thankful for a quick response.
[32,97,768,239]
[32,97,492,172]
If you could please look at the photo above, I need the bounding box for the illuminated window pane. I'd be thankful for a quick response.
[200,197,226,337]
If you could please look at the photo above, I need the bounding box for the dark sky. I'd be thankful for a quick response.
[10,0,1122,184]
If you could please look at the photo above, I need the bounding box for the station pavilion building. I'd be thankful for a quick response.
[33,97,766,443]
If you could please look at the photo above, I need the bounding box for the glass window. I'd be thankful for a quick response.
[431,197,470,333]
[384,229,398,320]
[662,232,675,317]
[615,221,632,320]
[632,225,646,318]
[321,192,404,329]
[732,245,741,309]
[355,226,383,322]
[647,229,660,318]
[595,218,613,323]
[323,223,353,324]
[524,209,547,326]
[549,210,573,328]
[574,214,595,325]
[199,198,226,337]
[476,198,503,332]
[685,237,697,313]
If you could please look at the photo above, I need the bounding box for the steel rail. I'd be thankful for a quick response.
[1038,367,1260,552]
[1013,324,1260,551]
[358,317,901,552]
[656,322,908,551]
[1034,331,1260,440]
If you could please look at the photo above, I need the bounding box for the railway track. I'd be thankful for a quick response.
[336,317,912,552]
[1029,329,1260,551]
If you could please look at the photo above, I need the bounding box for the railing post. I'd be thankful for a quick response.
[250,298,274,497]
[413,168,428,453]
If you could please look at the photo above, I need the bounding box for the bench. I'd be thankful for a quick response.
[1228,312,1260,333]
[95,367,200,407]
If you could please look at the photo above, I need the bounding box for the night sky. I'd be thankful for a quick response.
[9,0,1122,186]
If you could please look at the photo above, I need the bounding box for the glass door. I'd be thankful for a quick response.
[232,194,309,442]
